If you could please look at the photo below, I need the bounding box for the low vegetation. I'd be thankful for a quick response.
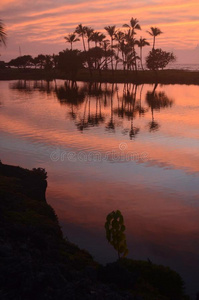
[1,67,199,85]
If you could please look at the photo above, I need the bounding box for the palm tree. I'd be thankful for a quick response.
[147,27,163,49]
[0,19,7,47]
[84,26,94,50]
[123,18,141,71]
[126,51,140,71]
[137,37,150,70]
[104,25,116,71]
[64,33,80,50]
[100,39,110,69]
[114,30,125,70]
[90,31,105,47]
[104,25,116,46]
[123,17,141,35]
[75,24,87,51]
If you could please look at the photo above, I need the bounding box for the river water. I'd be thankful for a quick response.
[0,80,199,297]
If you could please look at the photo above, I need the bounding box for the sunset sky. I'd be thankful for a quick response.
[1,0,199,63]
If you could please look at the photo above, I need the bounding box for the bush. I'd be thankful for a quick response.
[146,48,176,70]
[58,49,84,79]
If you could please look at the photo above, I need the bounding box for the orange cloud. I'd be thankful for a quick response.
[1,0,199,59]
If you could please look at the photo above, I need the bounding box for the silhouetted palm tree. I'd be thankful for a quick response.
[0,19,7,47]
[64,33,80,50]
[100,39,110,69]
[126,51,140,71]
[123,18,141,70]
[104,25,116,46]
[123,17,141,36]
[147,27,163,49]
[114,30,125,43]
[84,26,94,50]
[114,30,124,70]
[104,25,116,71]
[75,24,87,51]
[90,31,106,47]
[137,37,150,70]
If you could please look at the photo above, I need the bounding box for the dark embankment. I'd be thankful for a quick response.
[0,162,189,300]
[1,68,199,85]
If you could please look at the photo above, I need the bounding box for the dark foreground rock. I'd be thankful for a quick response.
[0,162,189,300]
[0,162,133,300]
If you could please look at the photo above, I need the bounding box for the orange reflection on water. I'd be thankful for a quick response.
[1,80,199,294]
[1,81,199,174]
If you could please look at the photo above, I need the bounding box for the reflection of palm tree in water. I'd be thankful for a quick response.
[113,83,140,139]
[115,84,125,119]
[128,84,140,139]
[138,84,148,117]
[87,83,105,127]
[85,97,105,128]
[68,104,77,120]
[146,83,173,132]
[106,84,115,131]
[55,80,86,122]
[76,83,106,131]
[146,83,160,132]
[76,98,89,132]
[55,80,85,106]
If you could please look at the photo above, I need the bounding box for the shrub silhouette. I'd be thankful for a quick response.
[105,210,128,258]
[146,48,176,70]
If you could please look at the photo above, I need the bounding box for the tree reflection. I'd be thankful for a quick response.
[75,82,111,132]
[10,80,55,95]
[55,80,86,106]
[115,83,141,139]
[138,84,148,117]
[106,84,116,132]
[9,80,175,138]
[146,83,173,132]
[10,80,32,93]
[55,80,86,123]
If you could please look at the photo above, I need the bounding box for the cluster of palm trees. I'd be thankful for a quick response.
[64,18,163,71]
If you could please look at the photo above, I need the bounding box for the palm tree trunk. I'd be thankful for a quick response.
[140,47,143,70]
[132,41,137,72]
[153,36,155,50]
[82,35,86,51]
[111,38,114,74]
[115,46,120,70]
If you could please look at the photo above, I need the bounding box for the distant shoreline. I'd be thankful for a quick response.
[1,68,199,85]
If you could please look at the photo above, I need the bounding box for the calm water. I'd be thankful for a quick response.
[1,80,199,297]
[166,63,199,71]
